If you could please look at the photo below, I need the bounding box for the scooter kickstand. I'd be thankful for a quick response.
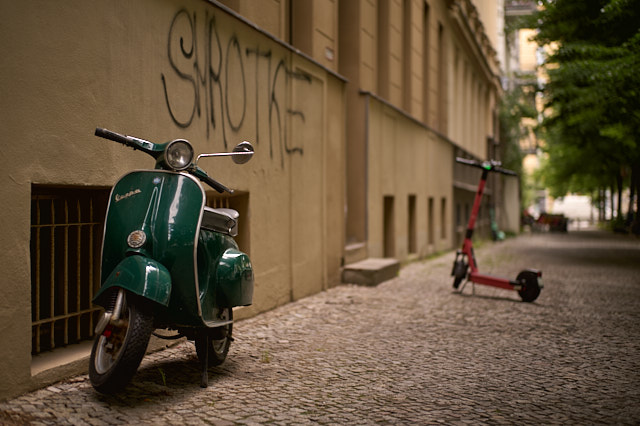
[200,334,209,388]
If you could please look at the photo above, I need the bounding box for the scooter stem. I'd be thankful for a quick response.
[465,168,489,241]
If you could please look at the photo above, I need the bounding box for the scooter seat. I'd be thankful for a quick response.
[201,207,239,236]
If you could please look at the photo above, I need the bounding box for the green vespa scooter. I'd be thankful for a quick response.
[89,128,254,393]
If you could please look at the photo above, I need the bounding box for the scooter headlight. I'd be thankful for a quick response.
[127,230,147,249]
[165,139,194,171]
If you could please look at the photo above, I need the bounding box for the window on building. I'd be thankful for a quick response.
[30,186,110,355]
[422,2,430,124]
[384,196,395,257]
[437,22,447,133]
[377,0,391,99]
[440,197,447,239]
[428,196,434,245]
[403,0,412,112]
[465,203,470,225]
[408,194,417,254]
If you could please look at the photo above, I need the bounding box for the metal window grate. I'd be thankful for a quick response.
[30,186,109,355]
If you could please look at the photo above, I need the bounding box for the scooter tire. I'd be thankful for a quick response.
[517,270,541,303]
[452,261,468,289]
[89,293,154,394]
[195,308,233,367]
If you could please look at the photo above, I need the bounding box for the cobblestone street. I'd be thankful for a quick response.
[2,230,639,425]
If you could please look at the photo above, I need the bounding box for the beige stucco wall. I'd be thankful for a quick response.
[218,0,289,41]
[221,0,340,73]
[310,0,340,71]
[341,0,504,257]
[472,0,498,51]
[0,0,344,400]
[366,96,454,260]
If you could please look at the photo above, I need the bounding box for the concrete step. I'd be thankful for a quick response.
[341,258,400,286]
[344,242,367,265]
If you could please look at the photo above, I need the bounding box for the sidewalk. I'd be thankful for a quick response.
[2,230,639,425]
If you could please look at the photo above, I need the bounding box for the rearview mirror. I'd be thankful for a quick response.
[232,141,254,164]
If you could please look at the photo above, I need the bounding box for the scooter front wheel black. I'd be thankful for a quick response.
[517,270,541,303]
[89,292,154,394]
[452,260,468,289]
[195,307,233,367]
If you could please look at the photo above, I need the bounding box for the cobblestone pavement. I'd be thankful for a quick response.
[2,230,640,425]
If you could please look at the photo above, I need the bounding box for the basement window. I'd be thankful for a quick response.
[30,186,110,355]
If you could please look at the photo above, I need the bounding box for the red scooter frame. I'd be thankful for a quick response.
[451,157,542,302]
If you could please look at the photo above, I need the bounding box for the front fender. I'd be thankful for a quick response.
[94,256,172,308]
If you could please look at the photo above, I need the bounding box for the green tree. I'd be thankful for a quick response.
[532,0,640,232]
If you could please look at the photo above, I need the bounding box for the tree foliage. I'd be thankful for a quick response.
[531,0,640,230]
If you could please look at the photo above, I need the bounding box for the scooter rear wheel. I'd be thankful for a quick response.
[517,270,541,303]
[89,292,154,394]
[195,307,233,367]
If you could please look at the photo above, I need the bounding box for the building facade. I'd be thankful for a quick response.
[0,0,514,400]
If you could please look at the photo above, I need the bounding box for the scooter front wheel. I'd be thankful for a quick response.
[89,292,154,394]
[452,260,468,289]
[195,307,233,367]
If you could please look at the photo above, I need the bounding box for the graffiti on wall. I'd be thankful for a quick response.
[161,9,310,167]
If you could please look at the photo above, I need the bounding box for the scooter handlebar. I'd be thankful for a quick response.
[201,174,234,194]
[95,128,131,145]
[95,127,157,155]
[455,157,517,176]
[192,166,234,194]
[95,127,237,193]
[494,166,518,176]
[455,157,480,168]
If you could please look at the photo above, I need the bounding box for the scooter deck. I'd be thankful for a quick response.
[468,272,521,291]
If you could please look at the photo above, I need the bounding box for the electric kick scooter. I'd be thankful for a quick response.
[451,157,542,302]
